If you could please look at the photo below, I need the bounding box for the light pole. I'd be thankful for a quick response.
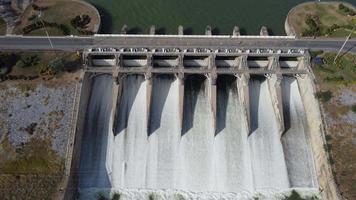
[333,26,354,64]
[38,10,54,49]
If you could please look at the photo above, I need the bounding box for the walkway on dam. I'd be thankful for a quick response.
[0,35,355,52]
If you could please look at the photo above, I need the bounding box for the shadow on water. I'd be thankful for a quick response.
[77,75,112,197]
[92,4,113,34]
[183,27,193,35]
[267,27,275,36]
[239,27,247,35]
[182,75,206,136]
[115,75,144,135]
[216,75,236,135]
[127,27,143,34]
[282,75,292,135]
[156,27,166,34]
[148,75,174,136]
[212,27,220,35]
[249,75,264,135]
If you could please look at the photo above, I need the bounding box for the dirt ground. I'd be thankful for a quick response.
[313,52,356,200]
[0,72,80,200]
[13,0,100,35]
[288,2,356,37]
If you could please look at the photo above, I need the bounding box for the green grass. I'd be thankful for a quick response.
[0,51,82,77]
[14,0,99,36]
[0,136,64,174]
[289,2,356,37]
[0,17,6,35]
[313,52,356,84]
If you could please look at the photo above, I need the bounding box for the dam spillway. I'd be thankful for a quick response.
[72,49,321,199]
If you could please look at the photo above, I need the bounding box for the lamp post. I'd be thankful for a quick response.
[333,26,354,64]
[38,10,54,49]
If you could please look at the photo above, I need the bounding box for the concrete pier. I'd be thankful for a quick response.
[177,73,185,133]
[236,73,250,134]
[84,48,310,136]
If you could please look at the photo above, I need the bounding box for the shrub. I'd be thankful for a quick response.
[351,104,356,113]
[310,50,323,58]
[71,15,91,29]
[28,14,37,21]
[112,193,120,200]
[315,90,333,102]
[302,14,321,37]
[22,20,70,35]
[339,3,356,16]
[48,58,65,74]
[32,4,48,11]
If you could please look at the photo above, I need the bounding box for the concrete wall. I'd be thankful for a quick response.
[64,72,94,200]
[297,75,341,200]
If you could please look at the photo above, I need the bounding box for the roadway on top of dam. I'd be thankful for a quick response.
[0,35,355,52]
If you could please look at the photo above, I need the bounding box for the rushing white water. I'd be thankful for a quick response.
[112,75,148,188]
[248,78,290,190]
[178,75,214,191]
[78,74,113,188]
[215,75,253,192]
[146,75,181,189]
[77,74,319,199]
[281,77,317,188]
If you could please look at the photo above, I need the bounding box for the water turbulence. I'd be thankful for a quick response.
[248,76,290,190]
[146,75,180,188]
[112,74,148,188]
[179,75,214,191]
[78,74,113,189]
[215,75,253,192]
[281,76,317,188]
[76,73,319,199]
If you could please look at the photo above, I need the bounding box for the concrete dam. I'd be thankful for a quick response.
[68,47,330,200]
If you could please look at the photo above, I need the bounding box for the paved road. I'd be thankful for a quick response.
[0,36,355,52]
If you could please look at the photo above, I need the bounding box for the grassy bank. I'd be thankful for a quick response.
[312,51,356,199]
[0,17,6,35]
[13,0,100,36]
[288,2,356,37]
[0,51,81,78]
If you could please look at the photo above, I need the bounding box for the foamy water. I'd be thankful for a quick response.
[77,74,318,199]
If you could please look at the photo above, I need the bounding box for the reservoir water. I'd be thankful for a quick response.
[85,0,355,35]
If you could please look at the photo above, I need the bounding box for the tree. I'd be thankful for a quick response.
[48,58,65,74]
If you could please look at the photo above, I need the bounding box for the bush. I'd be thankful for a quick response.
[32,4,48,11]
[22,20,70,35]
[302,14,321,37]
[28,14,37,21]
[71,15,91,29]
[48,58,65,74]
[112,193,120,200]
[310,50,323,58]
[339,3,356,16]
[315,90,333,102]
[351,104,356,113]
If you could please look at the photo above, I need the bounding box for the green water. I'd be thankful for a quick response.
[85,0,355,35]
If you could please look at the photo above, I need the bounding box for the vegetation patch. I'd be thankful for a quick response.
[351,104,356,113]
[14,0,99,36]
[311,51,356,199]
[0,136,64,199]
[0,51,81,80]
[0,17,6,35]
[315,90,333,102]
[313,52,356,84]
[288,3,356,37]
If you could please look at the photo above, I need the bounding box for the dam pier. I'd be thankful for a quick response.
[84,48,309,134]
[64,34,338,200]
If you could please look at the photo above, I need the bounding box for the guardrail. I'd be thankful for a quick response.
[93,34,296,39]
